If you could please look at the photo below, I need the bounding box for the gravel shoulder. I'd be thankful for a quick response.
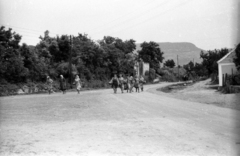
[151,79,240,111]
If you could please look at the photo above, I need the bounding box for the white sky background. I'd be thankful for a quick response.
[0,0,239,50]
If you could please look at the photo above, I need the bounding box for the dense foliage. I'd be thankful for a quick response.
[138,41,164,71]
[200,48,229,76]
[0,26,30,83]
[0,26,140,88]
[164,59,175,68]
[234,43,240,70]
[0,25,238,95]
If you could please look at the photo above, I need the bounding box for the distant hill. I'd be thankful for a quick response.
[134,42,205,66]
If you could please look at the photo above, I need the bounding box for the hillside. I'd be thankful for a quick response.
[135,42,205,66]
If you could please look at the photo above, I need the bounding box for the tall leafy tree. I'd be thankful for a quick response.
[193,63,207,77]
[72,34,107,80]
[138,41,164,71]
[0,26,29,83]
[99,36,136,76]
[20,44,49,82]
[183,61,195,78]
[200,48,229,76]
[56,35,71,62]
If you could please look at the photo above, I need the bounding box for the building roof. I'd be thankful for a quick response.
[217,48,236,64]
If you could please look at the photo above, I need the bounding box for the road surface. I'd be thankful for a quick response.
[0,83,240,156]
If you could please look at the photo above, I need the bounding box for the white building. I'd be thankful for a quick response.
[217,49,237,86]
[134,60,149,77]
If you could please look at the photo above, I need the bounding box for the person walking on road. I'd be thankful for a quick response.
[110,74,119,94]
[139,75,146,92]
[125,75,131,93]
[129,75,135,93]
[118,74,125,93]
[74,75,81,94]
[59,75,66,94]
[134,76,140,93]
[46,76,53,95]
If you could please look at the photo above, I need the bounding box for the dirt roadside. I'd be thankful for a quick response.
[150,79,240,111]
[0,82,240,156]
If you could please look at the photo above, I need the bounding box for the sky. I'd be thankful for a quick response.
[0,0,239,50]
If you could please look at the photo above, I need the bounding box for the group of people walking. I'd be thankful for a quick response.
[46,75,81,95]
[110,74,146,94]
[46,73,146,95]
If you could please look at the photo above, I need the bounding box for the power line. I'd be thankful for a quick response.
[90,0,171,36]
[3,25,60,36]
[17,32,40,37]
[2,27,42,36]
[109,0,192,35]
[3,1,160,37]
[86,0,159,33]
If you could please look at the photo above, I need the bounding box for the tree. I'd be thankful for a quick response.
[193,63,207,77]
[56,35,71,62]
[183,61,195,78]
[200,48,229,76]
[0,26,29,83]
[234,43,240,70]
[99,36,136,76]
[73,34,107,80]
[138,41,164,71]
[35,32,74,80]
[164,59,175,68]
[149,68,156,81]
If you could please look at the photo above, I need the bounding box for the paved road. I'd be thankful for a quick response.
[0,83,240,156]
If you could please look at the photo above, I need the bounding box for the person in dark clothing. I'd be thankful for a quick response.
[134,76,140,93]
[124,75,130,92]
[59,75,66,94]
[139,75,146,92]
[110,74,119,94]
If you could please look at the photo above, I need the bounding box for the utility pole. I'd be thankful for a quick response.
[177,55,179,81]
[69,35,73,89]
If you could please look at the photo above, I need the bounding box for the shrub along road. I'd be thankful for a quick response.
[0,83,240,156]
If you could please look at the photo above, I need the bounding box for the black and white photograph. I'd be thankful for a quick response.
[0,0,240,155]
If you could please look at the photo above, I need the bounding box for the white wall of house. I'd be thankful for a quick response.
[143,63,149,76]
[218,63,237,86]
[134,61,149,77]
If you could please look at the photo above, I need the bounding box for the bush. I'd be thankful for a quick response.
[84,80,109,89]
[36,83,47,91]
[0,83,19,96]
[233,74,240,85]
[160,74,178,82]
[145,70,149,76]
[157,68,180,82]
[149,68,156,81]
[91,80,102,88]
[0,79,8,85]
[226,73,240,85]
[143,75,149,83]
[157,68,165,76]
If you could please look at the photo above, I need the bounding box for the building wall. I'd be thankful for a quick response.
[143,63,149,76]
[218,63,237,86]
[135,61,149,77]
